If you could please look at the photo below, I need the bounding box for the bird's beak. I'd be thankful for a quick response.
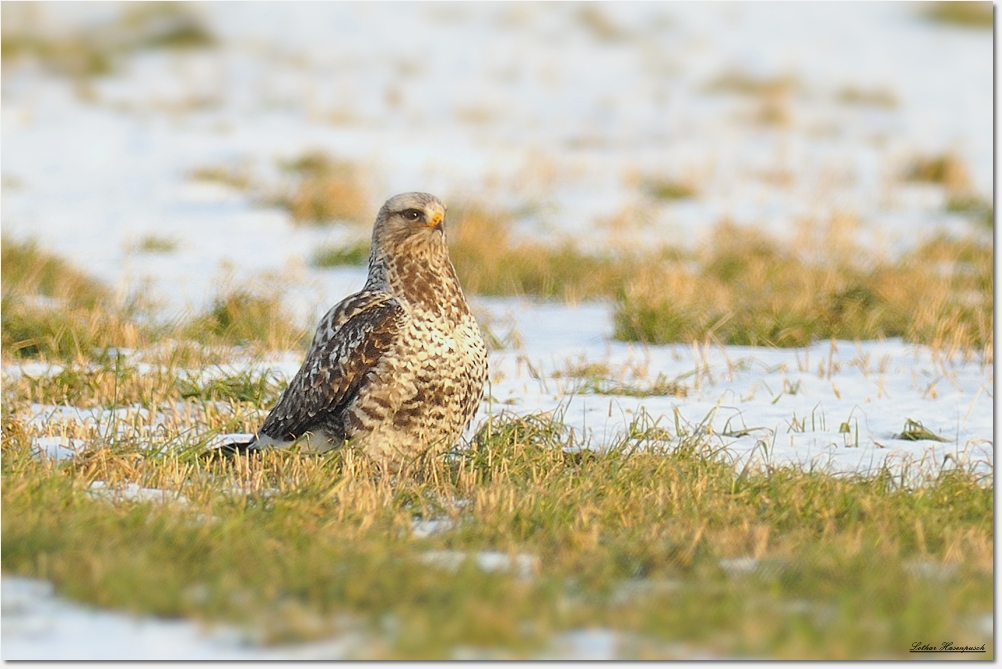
[428,211,444,230]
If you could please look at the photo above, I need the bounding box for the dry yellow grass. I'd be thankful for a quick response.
[1,238,147,362]
[836,85,898,109]
[614,221,993,354]
[905,153,972,193]
[705,69,799,97]
[2,238,307,364]
[188,164,253,191]
[447,205,635,302]
[182,288,308,352]
[274,151,370,226]
[923,1,993,28]
[2,407,993,658]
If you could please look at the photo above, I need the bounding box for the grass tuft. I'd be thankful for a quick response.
[184,289,307,351]
[643,177,697,201]
[447,205,633,301]
[705,69,798,97]
[311,240,371,268]
[1,239,312,364]
[923,1,993,28]
[946,193,994,229]
[188,164,253,191]
[178,368,283,405]
[836,85,897,109]
[576,5,630,42]
[895,419,948,443]
[136,234,179,254]
[1,2,215,77]
[119,2,216,50]
[554,361,688,398]
[272,151,370,226]
[1,238,146,362]
[2,238,108,307]
[0,33,113,77]
[613,223,993,351]
[904,153,971,192]
[574,372,688,398]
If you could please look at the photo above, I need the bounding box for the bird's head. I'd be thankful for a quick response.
[366,192,467,308]
[371,192,447,254]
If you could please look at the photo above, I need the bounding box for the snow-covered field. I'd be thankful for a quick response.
[2,2,993,319]
[1,2,993,660]
[480,298,993,480]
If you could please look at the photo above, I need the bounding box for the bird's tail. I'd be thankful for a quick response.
[207,433,260,456]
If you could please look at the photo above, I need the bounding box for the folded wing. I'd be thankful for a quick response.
[258,291,404,444]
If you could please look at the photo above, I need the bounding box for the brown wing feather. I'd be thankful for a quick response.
[258,291,404,443]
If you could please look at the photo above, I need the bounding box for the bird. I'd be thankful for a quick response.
[233,192,488,464]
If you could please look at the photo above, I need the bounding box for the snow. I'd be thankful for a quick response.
[1,577,364,660]
[481,298,993,481]
[0,575,719,660]
[1,2,992,660]
[2,3,992,323]
[24,314,992,482]
[86,481,189,506]
[420,550,540,580]
[207,432,257,450]
[30,436,86,461]
[409,517,456,539]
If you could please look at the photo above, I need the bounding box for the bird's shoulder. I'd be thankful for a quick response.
[308,289,406,356]
[258,290,405,442]
[301,290,404,395]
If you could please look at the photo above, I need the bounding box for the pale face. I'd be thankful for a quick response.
[374,192,448,248]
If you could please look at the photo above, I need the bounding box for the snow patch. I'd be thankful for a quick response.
[31,436,86,461]
[420,550,540,579]
[1,577,362,660]
[87,481,189,506]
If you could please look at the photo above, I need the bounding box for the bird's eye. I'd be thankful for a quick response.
[401,209,423,222]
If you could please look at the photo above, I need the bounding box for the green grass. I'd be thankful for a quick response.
[0,33,114,77]
[1,238,145,361]
[1,408,992,659]
[553,361,689,398]
[119,2,216,50]
[895,419,948,443]
[446,204,991,353]
[311,240,371,268]
[182,289,307,351]
[178,368,284,406]
[2,239,307,364]
[5,208,993,365]
[2,238,109,307]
